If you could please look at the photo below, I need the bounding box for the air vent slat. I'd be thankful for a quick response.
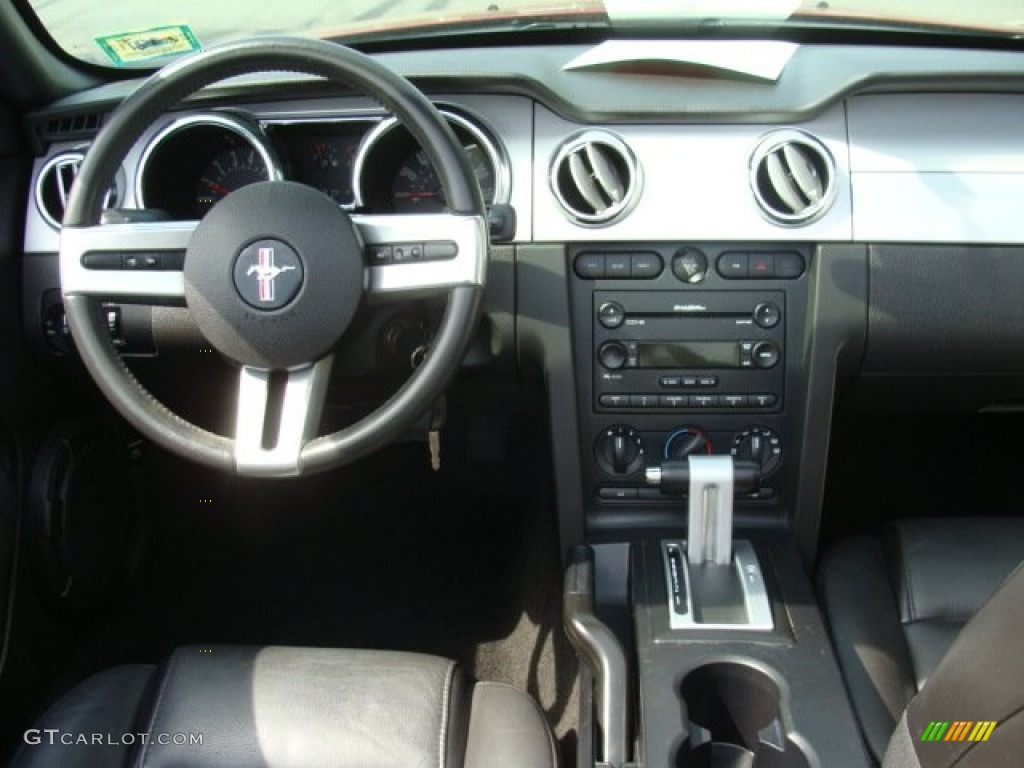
[765,152,806,214]
[782,144,823,204]
[751,130,835,226]
[551,130,640,226]
[586,144,625,204]
[569,151,609,212]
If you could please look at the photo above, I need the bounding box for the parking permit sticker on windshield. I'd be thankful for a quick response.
[96,25,201,66]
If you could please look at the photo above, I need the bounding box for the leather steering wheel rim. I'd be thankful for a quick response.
[60,37,487,476]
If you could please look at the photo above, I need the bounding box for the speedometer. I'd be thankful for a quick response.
[195,146,270,216]
[391,145,496,214]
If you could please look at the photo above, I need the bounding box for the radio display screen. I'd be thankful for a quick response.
[637,341,739,368]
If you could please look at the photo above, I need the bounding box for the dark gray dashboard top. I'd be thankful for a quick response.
[40,42,1024,124]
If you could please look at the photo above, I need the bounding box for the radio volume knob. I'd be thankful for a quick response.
[751,341,780,369]
[597,301,626,329]
[598,341,628,370]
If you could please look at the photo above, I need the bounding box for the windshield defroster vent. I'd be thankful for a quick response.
[750,130,836,226]
[550,131,641,226]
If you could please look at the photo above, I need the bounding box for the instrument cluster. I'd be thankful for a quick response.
[136,108,509,220]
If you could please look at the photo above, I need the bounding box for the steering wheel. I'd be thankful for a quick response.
[59,38,487,477]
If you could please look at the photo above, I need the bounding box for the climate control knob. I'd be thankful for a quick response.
[663,426,713,460]
[595,425,645,476]
[731,426,782,477]
[598,341,628,370]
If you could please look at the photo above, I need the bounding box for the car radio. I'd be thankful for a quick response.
[592,290,785,413]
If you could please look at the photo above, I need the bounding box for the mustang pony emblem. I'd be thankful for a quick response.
[246,247,296,302]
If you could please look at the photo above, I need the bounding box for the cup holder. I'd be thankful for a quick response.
[677,663,810,768]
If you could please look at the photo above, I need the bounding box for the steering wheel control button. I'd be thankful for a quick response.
[423,241,458,260]
[717,252,749,278]
[753,301,782,328]
[367,245,393,265]
[598,301,626,329]
[233,239,304,310]
[672,247,709,284]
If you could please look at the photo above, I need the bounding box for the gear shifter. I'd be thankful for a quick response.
[646,455,773,630]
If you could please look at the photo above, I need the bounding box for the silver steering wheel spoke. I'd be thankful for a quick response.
[354,212,487,296]
[60,220,196,302]
[234,357,333,477]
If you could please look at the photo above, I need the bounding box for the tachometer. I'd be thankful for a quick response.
[391,144,495,214]
[195,146,270,216]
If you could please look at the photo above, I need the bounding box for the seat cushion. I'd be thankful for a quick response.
[12,646,557,768]
[819,517,1024,763]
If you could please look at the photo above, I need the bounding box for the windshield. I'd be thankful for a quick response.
[24,0,1024,68]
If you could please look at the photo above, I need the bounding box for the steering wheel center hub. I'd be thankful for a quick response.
[183,180,364,369]
[233,238,304,310]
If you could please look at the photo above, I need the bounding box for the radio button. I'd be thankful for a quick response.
[599,394,630,409]
[598,301,626,329]
[606,254,631,279]
[659,376,682,388]
[681,376,699,388]
[630,394,659,409]
[753,302,782,329]
[752,394,779,408]
[660,394,689,409]
[717,252,749,278]
[631,252,664,278]
[753,341,781,369]
[692,395,720,408]
[697,375,719,387]
[723,394,749,408]
[574,253,605,279]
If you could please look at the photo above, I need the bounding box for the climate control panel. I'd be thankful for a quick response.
[591,423,782,504]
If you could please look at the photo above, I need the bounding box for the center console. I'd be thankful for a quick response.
[570,243,806,532]
[563,243,869,768]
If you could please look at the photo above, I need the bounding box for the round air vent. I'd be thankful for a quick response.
[750,130,836,226]
[35,151,119,229]
[550,131,641,226]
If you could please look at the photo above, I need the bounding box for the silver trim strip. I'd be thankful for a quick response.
[60,221,195,300]
[235,358,333,477]
[662,539,774,632]
[354,213,488,294]
[135,112,284,210]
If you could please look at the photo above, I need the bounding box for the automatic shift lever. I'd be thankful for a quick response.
[646,456,760,565]
[645,455,773,631]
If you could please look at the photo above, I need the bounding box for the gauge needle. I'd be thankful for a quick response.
[202,180,232,196]
[395,192,438,199]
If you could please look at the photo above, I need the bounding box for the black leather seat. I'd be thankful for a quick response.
[11,646,558,768]
[820,517,1024,766]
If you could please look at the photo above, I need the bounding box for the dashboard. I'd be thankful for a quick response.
[19,40,1024,550]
